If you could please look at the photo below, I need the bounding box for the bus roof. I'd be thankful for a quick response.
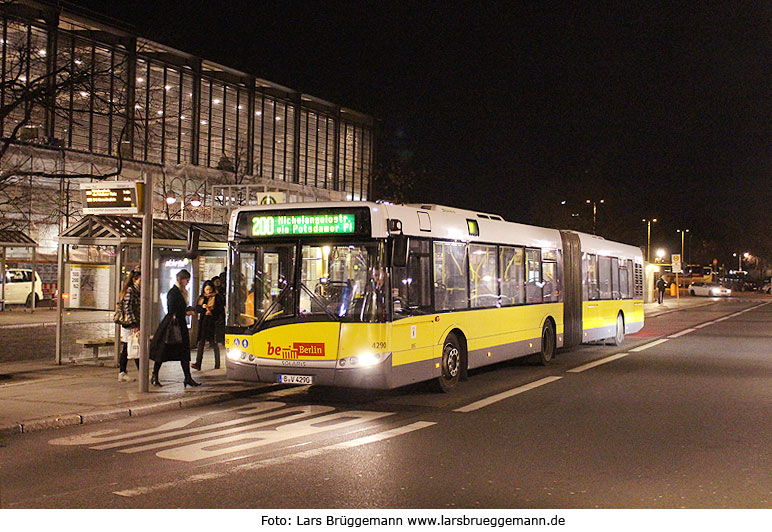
[229,201,642,261]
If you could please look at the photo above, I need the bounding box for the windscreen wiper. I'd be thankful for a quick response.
[300,283,341,321]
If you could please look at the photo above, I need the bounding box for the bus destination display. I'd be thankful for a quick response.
[251,213,356,236]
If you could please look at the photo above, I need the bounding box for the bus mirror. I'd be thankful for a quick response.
[186,226,200,259]
[392,236,408,268]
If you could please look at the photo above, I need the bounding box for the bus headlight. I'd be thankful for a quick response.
[227,349,243,361]
[337,352,386,368]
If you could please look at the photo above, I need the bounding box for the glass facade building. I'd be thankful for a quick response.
[0,1,375,206]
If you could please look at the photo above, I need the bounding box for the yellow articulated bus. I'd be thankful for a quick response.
[224,202,644,392]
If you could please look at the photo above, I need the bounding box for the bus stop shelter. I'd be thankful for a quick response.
[0,229,38,312]
[55,215,227,365]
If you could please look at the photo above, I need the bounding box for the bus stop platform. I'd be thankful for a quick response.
[0,359,274,437]
[0,296,717,438]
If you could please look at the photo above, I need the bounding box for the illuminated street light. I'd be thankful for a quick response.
[643,218,658,263]
[586,199,604,235]
[656,248,666,263]
[676,229,690,263]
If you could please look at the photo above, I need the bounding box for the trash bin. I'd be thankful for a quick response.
[670,283,677,297]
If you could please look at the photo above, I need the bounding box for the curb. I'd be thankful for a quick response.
[0,384,274,437]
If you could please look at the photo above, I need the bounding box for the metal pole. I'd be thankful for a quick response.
[31,245,37,313]
[55,243,64,364]
[114,244,122,367]
[0,247,5,312]
[647,222,651,264]
[138,173,154,392]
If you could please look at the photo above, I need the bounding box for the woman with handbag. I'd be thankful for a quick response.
[192,280,224,370]
[149,269,200,387]
[117,267,141,382]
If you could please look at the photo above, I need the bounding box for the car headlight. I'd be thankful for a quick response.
[711,289,720,296]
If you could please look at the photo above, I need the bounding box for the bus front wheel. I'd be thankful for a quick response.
[432,333,462,393]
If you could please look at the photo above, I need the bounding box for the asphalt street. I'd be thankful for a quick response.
[2,297,771,508]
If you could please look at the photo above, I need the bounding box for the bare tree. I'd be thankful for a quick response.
[0,8,134,231]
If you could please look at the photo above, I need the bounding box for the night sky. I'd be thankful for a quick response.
[73,1,772,267]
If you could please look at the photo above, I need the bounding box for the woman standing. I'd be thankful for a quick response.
[192,280,224,370]
[149,269,200,387]
[118,267,141,382]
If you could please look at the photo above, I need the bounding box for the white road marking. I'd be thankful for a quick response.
[113,421,435,498]
[454,376,563,413]
[155,409,393,462]
[567,353,628,373]
[118,405,337,454]
[694,322,715,329]
[630,339,669,352]
[668,328,696,338]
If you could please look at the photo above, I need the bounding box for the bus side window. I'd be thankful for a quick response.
[583,253,599,301]
[525,248,542,304]
[392,239,431,316]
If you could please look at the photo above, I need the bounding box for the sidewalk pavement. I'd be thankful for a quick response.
[0,295,722,438]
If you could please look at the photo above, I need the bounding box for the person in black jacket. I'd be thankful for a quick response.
[149,269,200,387]
[656,276,667,304]
[118,267,141,382]
[192,280,224,370]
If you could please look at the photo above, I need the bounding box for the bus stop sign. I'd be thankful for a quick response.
[672,254,682,273]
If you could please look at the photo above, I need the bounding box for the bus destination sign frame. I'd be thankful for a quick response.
[80,181,144,215]
[236,208,371,240]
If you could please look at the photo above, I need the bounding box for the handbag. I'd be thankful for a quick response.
[113,301,131,326]
[164,315,183,345]
[127,331,140,359]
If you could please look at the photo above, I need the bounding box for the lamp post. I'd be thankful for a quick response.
[643,218,657,263]
[732,252,749,272]
[676,229,689,263]
[586,199,604,235]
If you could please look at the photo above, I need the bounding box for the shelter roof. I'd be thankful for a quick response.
[58,215,226,245]
[0,229,37,248]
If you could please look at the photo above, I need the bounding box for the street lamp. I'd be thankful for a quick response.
[643,218,658,263]
[655,248,666,263]
[586,199,604,235]
[732,252,749,272]
[676,229,689,263]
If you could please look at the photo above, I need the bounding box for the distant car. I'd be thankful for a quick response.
[688,282,731,297]
[1,268,44,306]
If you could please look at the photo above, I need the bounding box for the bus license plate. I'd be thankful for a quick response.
[278,374,313,385]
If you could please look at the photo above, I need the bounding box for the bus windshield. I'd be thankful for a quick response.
[228,240,387,330]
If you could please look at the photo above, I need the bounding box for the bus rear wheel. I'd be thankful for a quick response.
[534,320,555,365]
[431,333,462,393]
[609,312,625,346]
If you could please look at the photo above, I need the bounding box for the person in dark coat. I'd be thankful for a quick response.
[656,276,667,304]
[192,280,224,370]
[149,269,200,387]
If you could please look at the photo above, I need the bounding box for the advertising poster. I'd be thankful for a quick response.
[67,264,112,309]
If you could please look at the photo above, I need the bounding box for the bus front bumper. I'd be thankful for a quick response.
[226,354,393,389]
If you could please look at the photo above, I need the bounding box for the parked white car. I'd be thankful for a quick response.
[1,269,44,306]
[688,282,731,297]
